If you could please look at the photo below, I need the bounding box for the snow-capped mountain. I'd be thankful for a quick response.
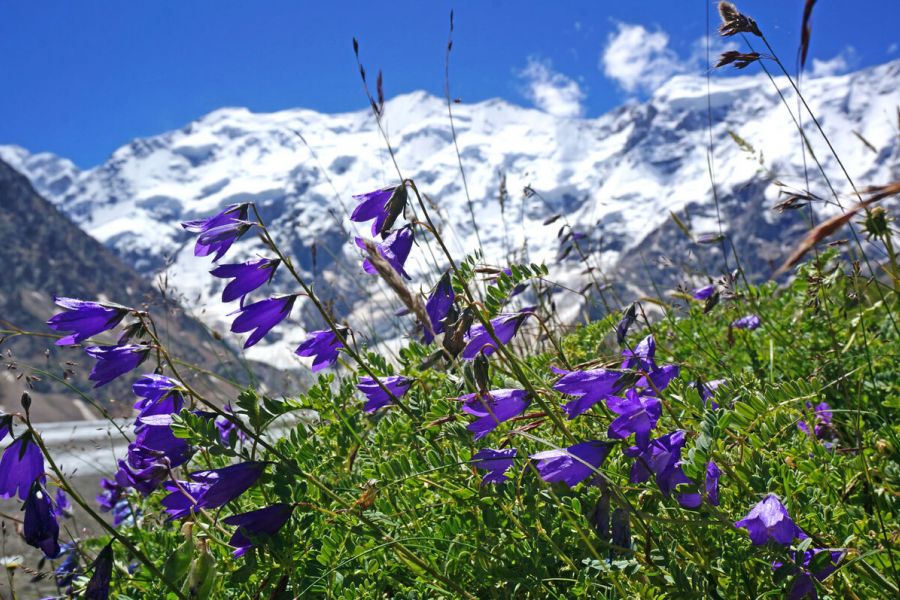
[4,60,899,368]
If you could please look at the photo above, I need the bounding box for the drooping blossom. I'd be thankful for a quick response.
[84,543,114,600]
[96,478,130,526]
[23,483,61,558]
[458,389,530,440]
[161,461,267,520]
[350,186,405,237]
[181,203,252,261]
[0,435,45,500]
[677,460,721,508]
[552,367,623,419]
[461,308,533,360]
[127,418,191,470]
[735,494,806,546]
[211,258,280,303]
[54,544,80,590]
[606,389,662,449]
[356,226,414,280]
[216,404,247,445]
[46,298,131,346]
[230,295,297,349]
[84,345,151,388]
[223,503,295,557]
[695,379,726,408]
[797,402,834,440]
[295,328,344,371]
[624,430,691,497]
[53,489,72,518]
[114,460,169,496]
[691,284,716,301]
[357,375,412,414]
[424,271,455,343]
[132,374,184,421]
[635,364,681,394]
[616,303,637,345]
[621,335,657,372]
[470,448,517,486]
[773,548,844,600]
[531,441,611,487]
[732,314,762,330]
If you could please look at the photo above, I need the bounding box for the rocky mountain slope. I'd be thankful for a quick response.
[0,158,298,419]
[3,60,898,368]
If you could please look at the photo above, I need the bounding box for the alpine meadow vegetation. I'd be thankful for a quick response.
[2,3,900,598]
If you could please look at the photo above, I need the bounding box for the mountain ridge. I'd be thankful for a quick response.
[3,59,898,368]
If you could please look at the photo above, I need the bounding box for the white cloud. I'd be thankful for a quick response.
[887,42,897,55]
[519,58,586,118]
[601,23,685,94]
[810,46,858,77]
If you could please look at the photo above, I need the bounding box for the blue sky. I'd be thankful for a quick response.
[1,1,897,167]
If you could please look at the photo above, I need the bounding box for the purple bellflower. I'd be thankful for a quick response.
[621,334,657,372]
[695,379,726,408]
[84,345,151,388]
[635,364,681,395]
[356,226,414,280]
[161,461,267,520]
[0,435,45,500]
[216,404,247,445]
[424,271,455,343]
[23,483,61,558]
[133,374,184,421]
[677,460,721,508]
[531,441,611,487]
[295,329,344,372]
[691,284,716,301]
[458,389,530,440]
[732,314,762,330]
[798,402,833,439]
[127,419,191,470]
[357,375,412,414]
[47,298,130,346]
[552,367,624,419]
[735,494,806,546]
[223,503,295,558]
[606,389,662,449]
[84,543,114,600]
[114,460,169,496]
[616,303,637,345]
[97,478,132,527]
[55,544,80,591]
[211,258,280,303]
[54,489,72,519]
[350,186,405,237]
[181,203,252,261]
[462,308,533,360]
[774,548,844,600]
[624,430,692,497]
[470,448,517,486]
[230,295,297,349]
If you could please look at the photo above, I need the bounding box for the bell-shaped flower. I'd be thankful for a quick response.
[458,389,530,440]
[552,367,623,419]
[621,335,657,372]
[127,418,191,470]
[23,483,61,558]
[798,401,834,440]
[0,435,45,500]
[424,271,455,343]
[470,448,516,486]
[606,389,662,449]
[114,460,169,496]
[181,203,252,261]
[53,489,72,519]
[773,548,844,600]
[223,503,295,557]
[133,374,184,421]
[295,329,344,372]
[732,314,762,330]
[161,461,267,520]
[677,460,721,508]
[531,441,611,487]
[210,258,280,303]
[84,345,151,388]
[461,308,533,360]
[47,298,131,346]
[356,226,414,280]
[350,186,406,237]
[735,494,806,546]
[624,430,692,497]
[84,543,114,600]
[230,295,297,349]
[357,375,412,414]
[691,284,716,300]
